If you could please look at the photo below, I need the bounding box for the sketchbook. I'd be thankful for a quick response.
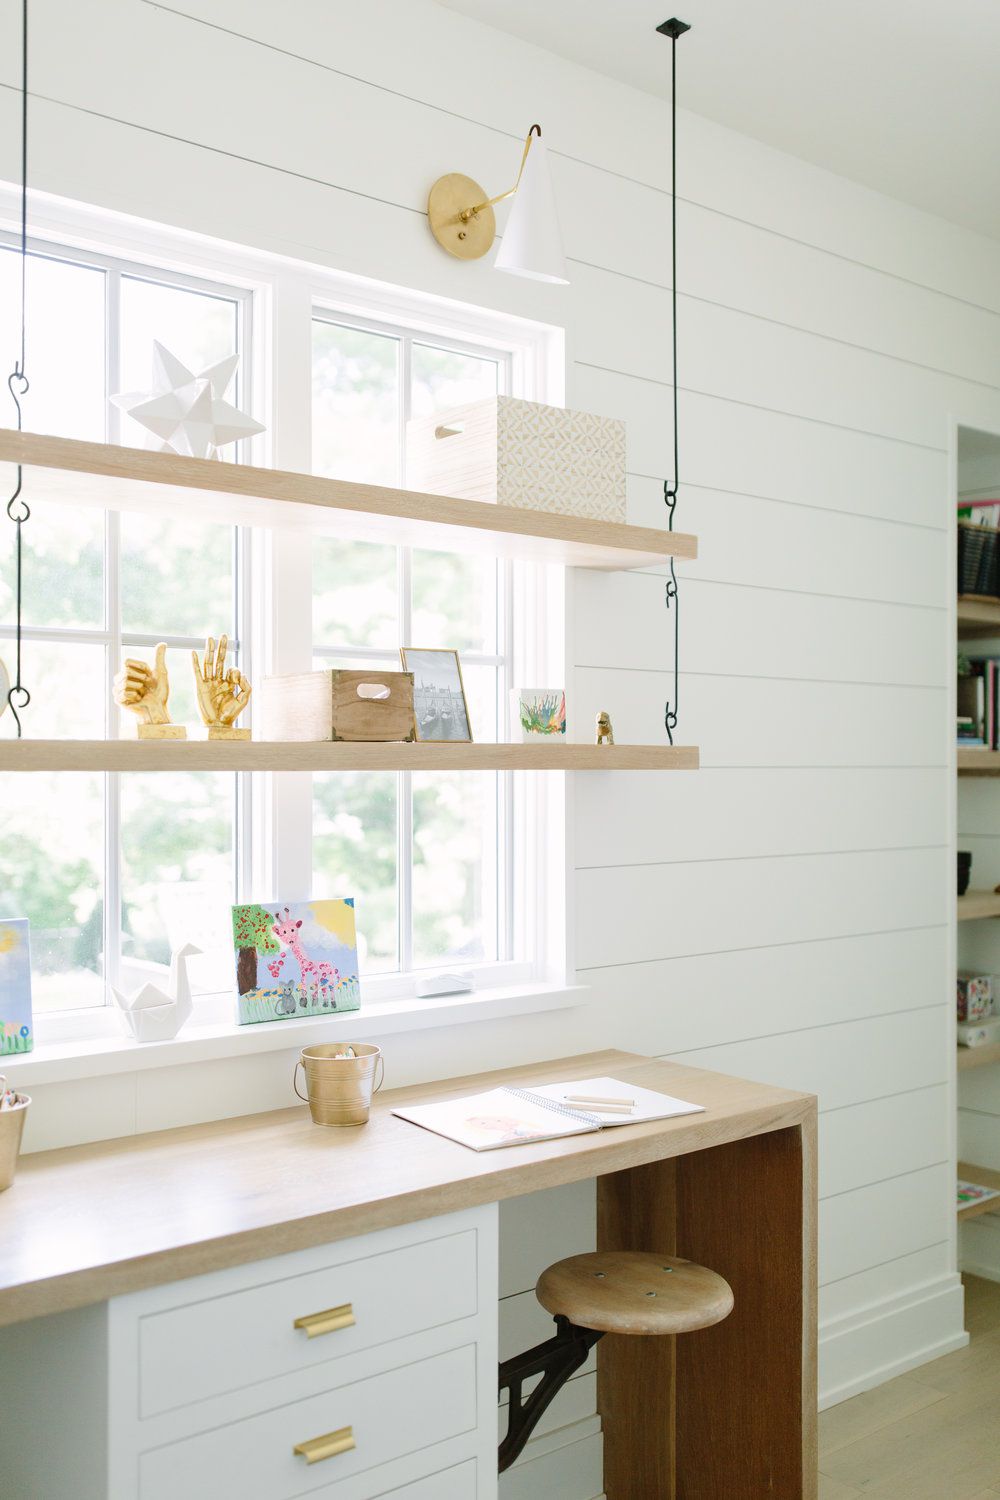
[392,1074,704,1152]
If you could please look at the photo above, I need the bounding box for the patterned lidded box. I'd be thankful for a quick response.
[406,396,626,524]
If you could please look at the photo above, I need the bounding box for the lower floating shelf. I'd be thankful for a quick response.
[0,740,700,773]
[958,1042,1000,1072]
[958,1162,1000,1221]
[957,749,1000,775]
[957,890,1000,922]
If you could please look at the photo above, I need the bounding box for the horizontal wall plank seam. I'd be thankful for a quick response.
[955,1106,1000,1121]
[823,1083,949,1116]
[819,1240,949,1291]
[138,1,1000,327]
[575,924,947,972]
[576,844,947,873]
[660,1008,946,1058]
[570,256,1000,398]
[0,81,423,220]
[578,663,948,691]
[575,361,948,454]
[819,1161,950,1204]
[630,573,948,615]
[627,471,948,533]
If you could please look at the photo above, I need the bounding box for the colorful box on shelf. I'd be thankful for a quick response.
[406,396,626,524]
[958,972,993,1023]
[258,670,416,743]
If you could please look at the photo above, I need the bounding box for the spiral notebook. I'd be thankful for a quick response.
[392,1075,704,1152]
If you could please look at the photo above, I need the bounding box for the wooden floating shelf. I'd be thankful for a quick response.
[958,1042,1000,1072]
[0,740,700,774]
[958,594,1000,638]
[958,1162,1000,1221]
[957,749,1000,775]
[957,889,1000,922]
[0,430,696,572]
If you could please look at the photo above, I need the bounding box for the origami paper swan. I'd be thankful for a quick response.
[112,943,200,1042]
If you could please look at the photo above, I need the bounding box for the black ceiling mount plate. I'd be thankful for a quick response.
[657,18,691,38]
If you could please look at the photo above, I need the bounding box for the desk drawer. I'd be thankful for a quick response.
[137,1343,477,1500]
[374,1459,477,1499]
[138,1227,478,1419]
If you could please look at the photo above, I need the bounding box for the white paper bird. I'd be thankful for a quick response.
[111,943,200,1043]
[110,342,265,460]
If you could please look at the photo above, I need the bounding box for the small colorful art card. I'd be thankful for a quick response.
[232,900,361,1026]
[957,1179,1000,1210]
[0,918,33,1056]
[511,687,566,742]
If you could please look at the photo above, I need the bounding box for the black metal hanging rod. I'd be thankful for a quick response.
[6,0,31,736]
[656,17,689,745]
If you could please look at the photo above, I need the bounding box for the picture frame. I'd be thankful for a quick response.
[399,647,473,743]
[0,918,33,1056]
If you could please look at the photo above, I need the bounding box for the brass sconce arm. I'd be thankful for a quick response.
[428,124,541,260]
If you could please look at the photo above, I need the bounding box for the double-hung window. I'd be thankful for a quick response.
[0,222,542,1029]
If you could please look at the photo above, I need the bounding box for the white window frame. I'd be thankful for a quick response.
[0,185,569,1048]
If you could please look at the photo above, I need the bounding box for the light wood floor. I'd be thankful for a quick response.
[819,1276,1000,1498]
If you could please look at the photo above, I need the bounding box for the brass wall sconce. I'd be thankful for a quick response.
[427,124,569,284]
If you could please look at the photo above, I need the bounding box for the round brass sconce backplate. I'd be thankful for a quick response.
[427,173,496,260]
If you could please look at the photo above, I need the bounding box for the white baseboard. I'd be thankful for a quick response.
[819,1271,967,1408]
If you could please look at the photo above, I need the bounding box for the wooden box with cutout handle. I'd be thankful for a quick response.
[259,670,416,742]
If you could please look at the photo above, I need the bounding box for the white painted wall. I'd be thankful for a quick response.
[4,0,999,1488]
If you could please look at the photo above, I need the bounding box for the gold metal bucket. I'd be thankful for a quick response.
[0,1090,30,1191]
[294,1042,383,1127]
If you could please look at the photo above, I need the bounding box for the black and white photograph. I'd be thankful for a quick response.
[400,648,473,743]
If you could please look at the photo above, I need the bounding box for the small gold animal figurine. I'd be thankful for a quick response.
[192,634,252,740]
[114,643,186,740]
[595,711,614,746]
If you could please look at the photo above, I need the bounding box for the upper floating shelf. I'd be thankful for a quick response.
[958,595,1000,639]
[0,431,696,572]
[0,741,700,774]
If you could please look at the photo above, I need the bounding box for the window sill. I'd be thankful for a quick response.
[4,983,586,1088]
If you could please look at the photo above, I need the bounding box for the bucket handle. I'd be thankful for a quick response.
[293,1053,385,1102]
[293,1060,308,1102]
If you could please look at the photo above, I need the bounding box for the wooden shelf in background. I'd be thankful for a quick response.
[0,429,696,572]
[958,749,1000,775]
[0,740,700,774]
[958,1042,1000,1072]
[958,595,1000,638]
[958,1162,1000,1220]
[957,890,1000,921]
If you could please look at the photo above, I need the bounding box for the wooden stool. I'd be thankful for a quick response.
[498,1249,734,1472]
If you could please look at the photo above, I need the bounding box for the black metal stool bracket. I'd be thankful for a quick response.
[498,1314,604,1472]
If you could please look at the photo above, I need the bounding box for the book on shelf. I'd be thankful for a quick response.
[392,1074,704,1151]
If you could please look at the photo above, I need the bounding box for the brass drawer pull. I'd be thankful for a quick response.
[293,1302,355,1338]
[294,1425,355,1465]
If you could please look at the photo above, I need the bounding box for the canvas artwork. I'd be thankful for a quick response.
[0,918,33,1056]
[400,648,472,742]
[512,688,566,742]
[232,900,361,1026]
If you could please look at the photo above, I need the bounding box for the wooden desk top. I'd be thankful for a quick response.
[0,1050,814,1328]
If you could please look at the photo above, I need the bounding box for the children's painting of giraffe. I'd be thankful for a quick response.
[232,899,360,1026]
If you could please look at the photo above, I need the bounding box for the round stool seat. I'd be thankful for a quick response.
[536,1250,734,1337]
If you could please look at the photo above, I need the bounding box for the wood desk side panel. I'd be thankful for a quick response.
[674,1121,818,1500]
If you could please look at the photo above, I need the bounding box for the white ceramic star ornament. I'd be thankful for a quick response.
[111,341,265,460]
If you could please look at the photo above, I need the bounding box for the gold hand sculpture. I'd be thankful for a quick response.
[114,643,186,740]
[192,634,252,740]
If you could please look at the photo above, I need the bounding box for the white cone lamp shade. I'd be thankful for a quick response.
[494,137,569,284]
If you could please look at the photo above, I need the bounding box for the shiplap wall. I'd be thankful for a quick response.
[957,434,1000,1287]
[2,0,999,1490]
